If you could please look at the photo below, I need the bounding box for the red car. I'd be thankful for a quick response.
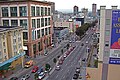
[58,60,63,65]
[32,66,39,73]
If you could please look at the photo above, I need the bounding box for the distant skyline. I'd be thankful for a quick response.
[46,0,120,11]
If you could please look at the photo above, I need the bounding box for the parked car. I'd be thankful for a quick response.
[24,60,33,68]
[73,74,79,79]
[44,68,51,73]
[21,74,30,80]
[60,57,65,61]
[32,66,39,73]
[86,41,88,44]
[58,60,63,65]
[76,68,80,74]
[81,43,84,46]
[10,77,18,80]
[37,67,44,74]
[38,72,45,80]
[55,65,61,71]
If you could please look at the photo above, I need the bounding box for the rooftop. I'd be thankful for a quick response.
[0,0,52,5]
[0,26,23,33]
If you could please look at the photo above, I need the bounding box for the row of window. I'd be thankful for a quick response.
[3,18,51,29]
[33,37,51,52]
[32,27,51,40]
[32,18,51,28]
[1,6,51,17]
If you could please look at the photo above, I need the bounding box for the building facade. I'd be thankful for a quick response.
[0,26,24,75]
[0,0,53,57]
[92,3,97,18]
[73,5,79,15]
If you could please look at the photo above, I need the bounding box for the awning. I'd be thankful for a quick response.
[0,51,25,67]
[23,46,28,50]
[0,63,11,70]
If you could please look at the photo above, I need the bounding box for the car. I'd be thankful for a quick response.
[73,74,79,79]
[82,58,86,62]
[76,68,80,74]
[55,65,61,71]
[60,57,65,61]
[37,67,44,74]
[38,72,45,80]
[44,67,51,73]
[24,60,33,68]
[63,54,67,58]
[69,41,72,43]
[32,66,39,73]
[81,43,84,46]
[10,77,18,80]
[21,74,30,80]
[58,60,63,65]
[51,44,54,47]
[86,41,88,44]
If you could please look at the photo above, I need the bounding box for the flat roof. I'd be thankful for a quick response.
[0,26,23,33]
[0,0,52,5]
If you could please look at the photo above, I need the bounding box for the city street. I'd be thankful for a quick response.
[46,29,93,80]
[7,29,93,80]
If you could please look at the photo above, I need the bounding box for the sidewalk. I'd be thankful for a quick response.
[5,40,67,80]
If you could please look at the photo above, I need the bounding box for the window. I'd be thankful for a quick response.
[45,28,47,35]
[3,42,5,47]
[49,27,51,34]
[37,19,40,28]
[38,42,41,51]
[36,7,40,16]
[33,44,36,54]
[32,19,36,28]
[19,6,27,16]
[105,30,110,36]
[45,18,47,26]
[41,29,44,36]
[105,41,109,47]
[2,7,8,17]
[48,18,50,25]
[106,19,110,25]
[31,6,35,16]
[37,30,40,39]
[104,51,109,56]
[23,32,28,40]
[48,8,50,15]
[41,18,44,27]
[4,49,6,53]
[11,20,18,26]
[3,20,9,26]
[20,19,27,29]
[10,7,17,17]
[32,30,35,40]
[41,7,44,16]
[45,7,47,15]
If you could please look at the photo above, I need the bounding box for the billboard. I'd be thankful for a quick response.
[109,10,120,64]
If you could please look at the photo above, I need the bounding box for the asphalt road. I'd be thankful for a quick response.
[7,40,70,80]
[46,29,93,80]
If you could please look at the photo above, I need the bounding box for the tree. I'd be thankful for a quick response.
[53,58,57,63]
[45,63,51,71]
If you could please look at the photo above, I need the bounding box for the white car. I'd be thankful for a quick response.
[55,65,61,71]
[38,72,45,79]
[86,41,88,44]
[21,74,30,80]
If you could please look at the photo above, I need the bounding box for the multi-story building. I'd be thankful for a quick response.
[86,6,120,80]
[92,3,97,18]
[0,0,53,57]
[73,5,79,15]
[0,26,24,74]
[55,21,74,32]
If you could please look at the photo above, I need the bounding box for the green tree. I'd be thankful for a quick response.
[45,63,51,71]
[53,58,57,63]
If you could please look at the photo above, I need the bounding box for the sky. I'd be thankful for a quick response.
[46,0,120,11]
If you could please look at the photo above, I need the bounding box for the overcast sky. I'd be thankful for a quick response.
[47,0,120,11]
